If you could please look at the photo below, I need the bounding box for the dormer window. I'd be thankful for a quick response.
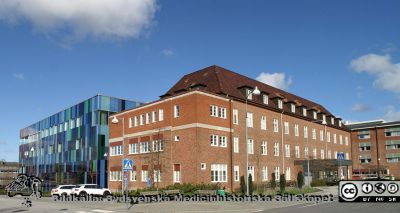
[277,99,283,109]
[303,107,307,117]
[339,121,342,127]
[313,111,317,119]
[322,114,326,123]
[291,104,296,113]
[246,88,252,100]
[331,117,335,125]
[262,94,268,105]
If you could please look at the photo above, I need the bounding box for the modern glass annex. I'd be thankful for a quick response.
[19,95,141,189]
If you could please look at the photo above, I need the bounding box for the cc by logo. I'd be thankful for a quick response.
[341,183,358,200]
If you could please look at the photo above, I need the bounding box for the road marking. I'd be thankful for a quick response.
[92,210,115,213]
[179,209,263,213]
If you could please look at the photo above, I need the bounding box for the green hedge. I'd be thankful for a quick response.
[310,179,327,187]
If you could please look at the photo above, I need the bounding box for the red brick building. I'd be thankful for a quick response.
[347,120,400,179]
[108,65,351,192]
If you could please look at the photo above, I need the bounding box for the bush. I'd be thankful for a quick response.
[311,179,327,187]
[271,173,276,189]
[297,172,304,189]
[240,176,246,195]
[248,174,254,195]
[279,174,286,193]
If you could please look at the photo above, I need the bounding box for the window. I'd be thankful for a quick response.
[75,140,79,150]
[140,114,144,125]
[129,143,139,154]
[70,119,75,129]
[313,111,317,119]
[233,109,239,125]
[262,94,268,105]
[333,134,337,144]
[386,140,400,150]
[134,116,138,127]
[233,137,239,153]
[345,137,349,146]
[285,144,290,157]
[247,139,254,154]
[174,136,180,142]
[334,151,338,159]
[359,154,372,164]
[320,130,324,141]
[327,132,331,142]
[219,136,227,147]
[141,170,149,182]
[346,152,349,160]
[339,135,343,145]
[210,105,218,117]
[313,148,317,159]
[129,117,133,128]
[261,141,267,155]
[152,140,164,152]
[247,112,253,128]
[285,167,291,180]
[110,171,122,181]
[174,105,180,118]
[110,145,122,156]
[261,116,267,130]
[219,107,227,119]
[154,170,161,182]
[339,121,342,127]
[303,108,307,117]
[358,130,371,139]
[146,112,151,124]
[295,146,300,158]
[294,124,299,137]
[322,114,326,123]
[211,164,228,182]
[140,141,150,153]
[284,122,289,135]
[262,166,268,181]
[278,99,283,109]
[274,167,280,180]
[386,153,400,163]
[246,88,253,100]
[321,149,325,159]
[274,143,279,156]
[385,128,400,137]
[304,126,308,138]
[210,135,218,146]
[201,163,206,170]
[328,150,332,159]
[331,117,335,125]
[173,164,181,183]
[304,147,309,158]
[152,111,157,123]
[312,128,316,140]
[291,104,296,113]
[130,171,137,181]
[159,109,164,121]
[248,166,255,181]
[234,165,240,182]
[273,119,279,132]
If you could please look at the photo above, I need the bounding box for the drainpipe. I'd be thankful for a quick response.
[280,111,284,178]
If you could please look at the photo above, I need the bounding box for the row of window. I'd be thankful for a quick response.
[358,128,400,139]
[359,153,400,164]
[110,140,165,156]
[128,109,165,128]
[210,105,227,119]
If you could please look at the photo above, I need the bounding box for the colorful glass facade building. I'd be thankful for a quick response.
[19,95,141,188]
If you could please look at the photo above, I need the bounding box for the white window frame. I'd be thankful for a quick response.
[233,137,239,153]
[247,112,253,128]
[261,116,267,130]
[211,164,228,182]
[285,144,290,158]
[262,166,268,181]
[152,111,157,123]
[263,94,268,105]
[294,124,299,137]
[261,141,267,155]
[273,119,279,132]
[219,136,227,147]
[130,170,137,181]
[210,135,218,146]
[247,139,254,154]
[159,109,164,121]
[274,143,279,156]
[291,104,296,113]
[284,122,289,135]
[210,105,218,117]
[174,105,180,118]
[233,109,238,125]
[234,165,240,182]
[295,146,300,158]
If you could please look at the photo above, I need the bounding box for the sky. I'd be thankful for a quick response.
[0,0,400,162]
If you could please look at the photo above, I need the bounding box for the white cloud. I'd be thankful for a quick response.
[256,72,292,90]
[383,105,400,121]
[0,0,157,44]
[350,54,400,93]
[13,73,24,80]
[351,104,372,112]
[161,49,174,56]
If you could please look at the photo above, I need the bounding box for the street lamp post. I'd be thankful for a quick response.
[111,116,125,195]
[245,86,260,195]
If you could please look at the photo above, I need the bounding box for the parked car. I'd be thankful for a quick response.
[71,184,111,198]
[51,185,76,198]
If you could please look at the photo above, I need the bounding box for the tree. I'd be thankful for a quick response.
[280,174,286,193]
[271,173,276,190]
[240,175,246,194]
[248,174,254,195]
[297,172,304,189]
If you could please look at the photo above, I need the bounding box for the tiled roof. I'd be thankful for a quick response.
[161,65,335,117]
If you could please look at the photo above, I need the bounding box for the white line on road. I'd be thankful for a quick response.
[92,210,115,213]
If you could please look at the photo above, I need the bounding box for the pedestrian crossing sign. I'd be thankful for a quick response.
[123,159,133,171]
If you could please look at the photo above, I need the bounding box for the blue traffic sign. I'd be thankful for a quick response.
[337,152,345,160]
[123,159,133,171]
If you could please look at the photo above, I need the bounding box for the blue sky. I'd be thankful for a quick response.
[1,0,400,162]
